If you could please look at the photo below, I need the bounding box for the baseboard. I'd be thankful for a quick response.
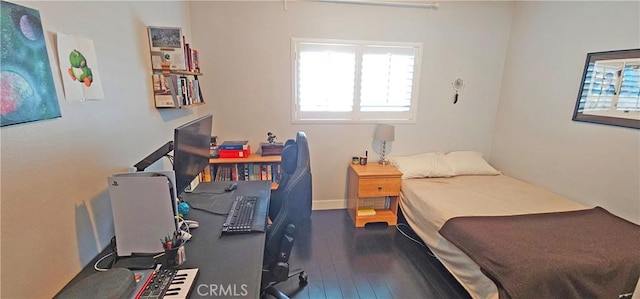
[312,199,346,210]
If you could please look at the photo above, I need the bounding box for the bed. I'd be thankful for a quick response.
[390,151,640,299]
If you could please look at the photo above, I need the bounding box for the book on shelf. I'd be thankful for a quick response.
[219,141,249,150]
[152,73,204,108]
[374,198,387,209]
[192,49,200,72]
[148,26,186,70]
[167,74,203,106]
[152,74,174,107]
[156,49,186,70]
[252,164,260,180]
[178,77,186,105]
[212,163,281,183]
[218,148,250,158]
[243,164,250,181]
[357,209,376,216]
[261,164,268,181]
[183,42,201,72]
[150,51,164,70]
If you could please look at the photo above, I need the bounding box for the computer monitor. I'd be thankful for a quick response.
[173,114,213,197]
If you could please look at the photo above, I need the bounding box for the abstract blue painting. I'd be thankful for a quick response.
[1,1,61,127]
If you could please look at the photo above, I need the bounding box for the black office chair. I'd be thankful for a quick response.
[267,138,297,221]
[261,132,312,299]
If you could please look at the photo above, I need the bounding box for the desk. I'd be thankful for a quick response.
[182,180,270,298]
[57,180,270,299]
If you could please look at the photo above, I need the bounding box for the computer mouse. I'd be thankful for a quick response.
[225,182,238,192]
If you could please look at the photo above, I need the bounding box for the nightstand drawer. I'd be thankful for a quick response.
[358,177,401,197]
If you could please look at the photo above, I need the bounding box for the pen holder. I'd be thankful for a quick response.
[164,245,186,268]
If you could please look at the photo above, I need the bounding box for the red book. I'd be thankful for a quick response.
[218,146,250,158]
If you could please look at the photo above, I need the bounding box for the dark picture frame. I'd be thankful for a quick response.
[572,49,640,129]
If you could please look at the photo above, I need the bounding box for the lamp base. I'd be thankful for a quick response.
[378,159,390,165]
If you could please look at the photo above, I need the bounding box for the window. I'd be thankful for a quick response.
[292,38,423,123]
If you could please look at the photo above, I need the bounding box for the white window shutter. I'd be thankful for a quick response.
[293,38,422,123]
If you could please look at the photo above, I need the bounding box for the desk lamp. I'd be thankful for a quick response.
[374,124,395,165]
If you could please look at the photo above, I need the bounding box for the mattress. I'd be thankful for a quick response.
[399,174,588,299]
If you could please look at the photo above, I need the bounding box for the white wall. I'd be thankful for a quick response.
[189,1,513,208]
[0,2,200,297]
[491,1,640,224]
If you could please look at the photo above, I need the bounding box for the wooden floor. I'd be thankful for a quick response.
[271,209,471,299]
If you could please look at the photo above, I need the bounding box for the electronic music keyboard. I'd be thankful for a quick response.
[132,268,198,299]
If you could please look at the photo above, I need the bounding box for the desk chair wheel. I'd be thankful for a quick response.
[298,272,308,285]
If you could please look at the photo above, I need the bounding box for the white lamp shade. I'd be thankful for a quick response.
[374,124,395,142]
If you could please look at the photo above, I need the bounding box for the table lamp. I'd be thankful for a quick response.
[374,124,395,165]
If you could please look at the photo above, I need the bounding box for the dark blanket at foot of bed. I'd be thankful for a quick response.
[439,207,640,299]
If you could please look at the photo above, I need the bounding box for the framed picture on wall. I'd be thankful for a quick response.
[147,26,185,70]
[572,49,640,129]
[1,1,61,127]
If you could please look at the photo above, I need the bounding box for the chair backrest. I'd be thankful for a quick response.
[268,133,311,221]
[270,139,297,209]
[263,131,312,267]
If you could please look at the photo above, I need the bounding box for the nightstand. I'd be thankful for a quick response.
[347,163,402,227]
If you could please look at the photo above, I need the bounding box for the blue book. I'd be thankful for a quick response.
[219,140,249,150]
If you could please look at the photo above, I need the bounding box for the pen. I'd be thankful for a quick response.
[163,233,176,250]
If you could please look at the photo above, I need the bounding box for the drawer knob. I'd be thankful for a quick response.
[377,185,382,190]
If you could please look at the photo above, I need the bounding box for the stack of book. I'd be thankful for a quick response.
[183,40,200,72]
[218,141,250,158]
[260,142,284,156]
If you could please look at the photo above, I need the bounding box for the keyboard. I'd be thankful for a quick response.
[222,195,267,235]
[132,268,198,299]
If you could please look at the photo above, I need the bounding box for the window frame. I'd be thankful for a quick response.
[291,38,423,124]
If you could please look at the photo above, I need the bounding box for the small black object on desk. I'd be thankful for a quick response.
[224,182,238,192]
[112,256,156,270]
